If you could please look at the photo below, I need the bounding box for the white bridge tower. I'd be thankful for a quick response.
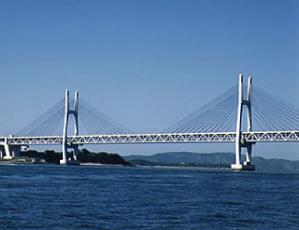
[231,74,255,171]
[60,89,80,165]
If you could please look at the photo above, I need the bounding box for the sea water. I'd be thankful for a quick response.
[0,165,298,229]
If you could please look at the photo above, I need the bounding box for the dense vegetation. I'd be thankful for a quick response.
[20,149,130,165]
[77,149,130,165]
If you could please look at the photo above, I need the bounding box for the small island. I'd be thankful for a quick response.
[0,148,131,166]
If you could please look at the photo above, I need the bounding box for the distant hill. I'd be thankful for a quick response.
[125,152,299,172]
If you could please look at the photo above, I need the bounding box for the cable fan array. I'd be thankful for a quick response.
[164,85,239,133]
[251,86,299,131]
[17,99,65,136]
[17,98,131,136]
[16,84,299,137]
[164,85,299,133]
[78,99,131,135]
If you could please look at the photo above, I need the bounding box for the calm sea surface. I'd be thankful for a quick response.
[0,165,298,229]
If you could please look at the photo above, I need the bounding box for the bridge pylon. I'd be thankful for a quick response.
[231,74,255,171]
[60,89,80,165]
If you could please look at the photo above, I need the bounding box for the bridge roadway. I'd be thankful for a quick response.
[1,130,299,146]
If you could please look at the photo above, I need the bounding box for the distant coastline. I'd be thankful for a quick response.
[125,152,299,173]
[2,151,299,173]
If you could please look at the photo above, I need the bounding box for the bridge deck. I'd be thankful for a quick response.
[2,131,299,145]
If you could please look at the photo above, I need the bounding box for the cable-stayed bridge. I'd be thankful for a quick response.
[0,74,299,170]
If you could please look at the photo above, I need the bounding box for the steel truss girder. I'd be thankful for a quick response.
[243,131,299,142]
[2,130,299,146]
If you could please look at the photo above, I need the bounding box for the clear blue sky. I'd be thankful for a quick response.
[0,0,298,159]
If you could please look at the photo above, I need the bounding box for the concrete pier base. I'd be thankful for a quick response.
[231,164,243,171]
[243,161,255,171]
[3,156,13,160]
[231,163,255,171]
[60,159,80,165]
[60,159,67,165]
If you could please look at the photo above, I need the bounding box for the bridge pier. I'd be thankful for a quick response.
[0,138,13,160]
[3,143,12,159]
[231,74,255,171]
[72,145,79,161]
[0,139,21,160]
[1,144,14,160]
[243,143,255,170]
